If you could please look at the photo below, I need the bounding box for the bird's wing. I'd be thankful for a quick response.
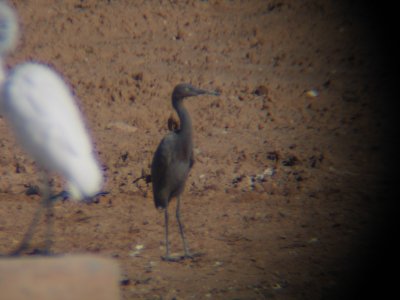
[151,133,175,183]
[151,133,178,208]
[2,62,93,159]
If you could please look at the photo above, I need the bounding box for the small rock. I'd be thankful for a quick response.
[214,261,223,267]
[306,89,319,97]
[120,277,131,286]
[253,85,268,96]
[129,244,144,257]
[231,175,244,185]
[308,154,323,168]
[25,184,40,196]
[282,155,298,166]
[267,151,279,161]
[132,72,143,81]
[263,167,275,177]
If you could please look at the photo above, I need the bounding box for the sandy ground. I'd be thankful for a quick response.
[0,1,395,299]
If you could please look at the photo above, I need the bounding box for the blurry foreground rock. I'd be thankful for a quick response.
[0,254,120,300]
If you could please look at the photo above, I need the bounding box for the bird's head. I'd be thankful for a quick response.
[0,2,19,57]
[172,83,220,101]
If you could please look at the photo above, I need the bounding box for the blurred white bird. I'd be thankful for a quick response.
[0,2,103,254]
[2,62,104,200]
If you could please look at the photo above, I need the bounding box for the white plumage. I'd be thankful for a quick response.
[0,2,103,253]
[0,2,102,201]
[1,62,103,200]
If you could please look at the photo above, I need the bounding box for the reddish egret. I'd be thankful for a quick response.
[151,83,219,261]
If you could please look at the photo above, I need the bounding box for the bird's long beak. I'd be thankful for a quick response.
[194,87,220,97]
[207,90,221,96]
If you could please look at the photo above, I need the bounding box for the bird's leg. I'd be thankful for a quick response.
[9,174,52,256]
[164,208,170,258]
[9,197,45,255]
[37,172,54,255]
[176,195,191,258]
[161,208,176,261]
[43,181,54,255]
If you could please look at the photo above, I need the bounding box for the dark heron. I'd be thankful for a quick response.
[151,83,219,261]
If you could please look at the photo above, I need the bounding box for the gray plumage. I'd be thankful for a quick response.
[151,83,219,261]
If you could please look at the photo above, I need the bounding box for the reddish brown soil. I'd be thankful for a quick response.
[0,1,394,299]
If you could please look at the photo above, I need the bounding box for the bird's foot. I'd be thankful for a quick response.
[9,243,29,256]
[27,248,54,256]
[9,245,53,257]
[161,255,183,262]
[49,190,70,202]
[161,251,204,262]
[183,251,204,260]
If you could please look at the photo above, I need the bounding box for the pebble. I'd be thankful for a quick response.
[129,244,144,257]
[306,89,319,97]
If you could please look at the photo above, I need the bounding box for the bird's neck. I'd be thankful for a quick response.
[174,99,192,134]
[173,100,193,160]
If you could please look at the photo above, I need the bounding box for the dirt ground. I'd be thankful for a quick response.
[0,1,395,299]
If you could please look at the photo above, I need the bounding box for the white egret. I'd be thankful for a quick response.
[0,2,103,254]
